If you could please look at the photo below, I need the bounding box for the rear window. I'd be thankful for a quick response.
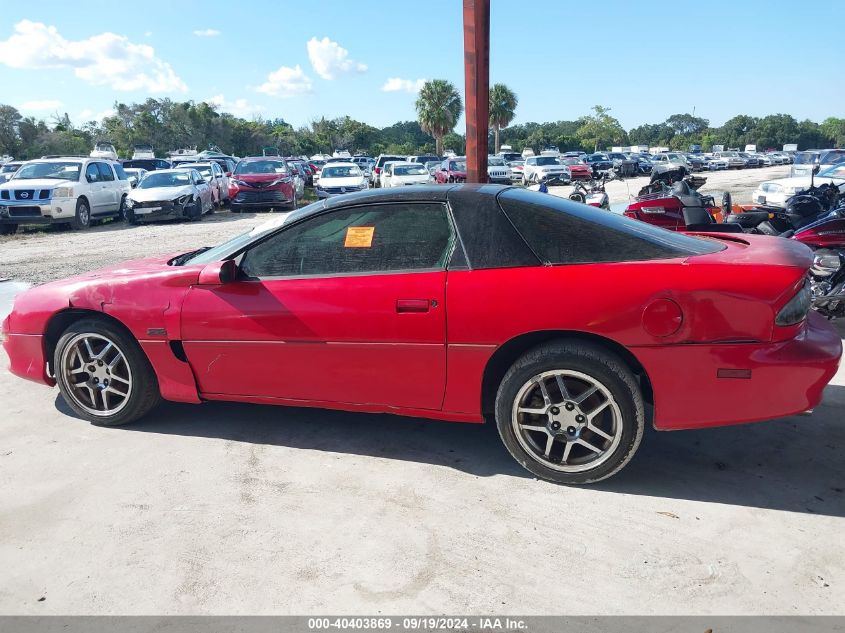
[497,188,724,265]
[794,152,820,165]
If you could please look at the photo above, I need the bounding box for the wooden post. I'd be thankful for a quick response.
[463,0,489,183]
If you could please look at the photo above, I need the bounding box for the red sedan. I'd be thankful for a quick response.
[2,185,841,484]
[561,157,592,181]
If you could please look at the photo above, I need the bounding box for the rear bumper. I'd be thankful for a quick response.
[635,311,842,430]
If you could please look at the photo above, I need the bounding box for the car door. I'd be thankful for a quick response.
[193,171,211,211]
[83,163,107,214]
[95,162,118,214]
[180,201,453,410]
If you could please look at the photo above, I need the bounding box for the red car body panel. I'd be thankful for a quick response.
[564,163,592,180]
[435,167,467,184]
[2,191,841,433]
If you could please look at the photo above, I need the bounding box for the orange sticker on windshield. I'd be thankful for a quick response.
[344,226,375,248]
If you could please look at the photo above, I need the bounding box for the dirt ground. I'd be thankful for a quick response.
[2,163,844,615]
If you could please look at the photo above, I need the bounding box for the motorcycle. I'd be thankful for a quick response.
[624,165,845,318]
[568,176,610,210]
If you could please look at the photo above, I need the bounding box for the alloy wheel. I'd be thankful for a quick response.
[511,370,622,472]
[60,333,133,417]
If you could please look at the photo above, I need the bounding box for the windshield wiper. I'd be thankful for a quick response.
[170,247,211,266]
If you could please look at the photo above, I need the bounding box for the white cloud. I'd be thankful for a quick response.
[382,78,426,93]
[0,20,187,93]
[306,37,367,80]
[206,94,265,118]
[193,29,221,37]
[77,108,116,123]
[18,99,64,111]
[144,31,153,37]
[256,65,313,97]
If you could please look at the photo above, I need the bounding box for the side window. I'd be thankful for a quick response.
[194,172,204,185]
[241,203,453,278]
[85,163,100,182]
[97,163,115,181]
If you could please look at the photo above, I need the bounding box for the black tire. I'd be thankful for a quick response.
[70,197,91,230]
[187,199,202,221]
[53,318,161,426]
[118,195,128,221]
[722,191,733,217]
[569,192,586,204]
[124,209,138,225]
[0,224,18,235]
[494,341,645,484]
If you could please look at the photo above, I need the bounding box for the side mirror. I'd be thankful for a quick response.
[197,259,237,285]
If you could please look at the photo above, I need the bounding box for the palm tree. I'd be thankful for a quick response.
[415,80,462,156]
[489,84,518,154]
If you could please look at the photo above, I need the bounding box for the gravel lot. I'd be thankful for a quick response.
[2,163,844,615]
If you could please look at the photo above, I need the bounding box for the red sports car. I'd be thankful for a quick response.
[561,157,592,181]
[3,185,841,484]
[228,157,297,213]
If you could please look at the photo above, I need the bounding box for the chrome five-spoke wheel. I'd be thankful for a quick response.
[60,333,133,417]
[512,370,622,472]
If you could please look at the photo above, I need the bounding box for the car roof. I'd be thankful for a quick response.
[322,162,358,168]
[176,162,214,168]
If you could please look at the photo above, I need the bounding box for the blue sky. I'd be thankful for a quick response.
[1,0,843,131]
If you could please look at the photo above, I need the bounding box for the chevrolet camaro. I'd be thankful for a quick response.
[2,185,841,484]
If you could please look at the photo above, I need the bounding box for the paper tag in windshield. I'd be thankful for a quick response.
[344,226,375,248]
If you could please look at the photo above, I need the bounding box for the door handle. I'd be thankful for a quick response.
[396,299,430,313]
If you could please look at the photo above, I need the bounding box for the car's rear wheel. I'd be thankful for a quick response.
[70,198,91,230]
[495,341,644,484]
[54,318,161,426]
[0,224,17,235]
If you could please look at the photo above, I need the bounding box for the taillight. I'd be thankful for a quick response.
[374,167,381,175]
[776,282,811,326]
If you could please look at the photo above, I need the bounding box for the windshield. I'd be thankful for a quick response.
[562,158,582,166]
[819,165,845,179]
[821,150,845,165]
[394,165,428,176]
[488,157,506,166]
[184,165,212,178]
[322,165,362,178]
[1,164,20,173]
[179,200,325,265]
[13,162,81,181]
[235,160,289,175]
[138,172,191,188]
[535,157,560,166]
[450,161,467,171]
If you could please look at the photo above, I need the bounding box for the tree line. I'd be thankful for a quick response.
[0,80,842,161]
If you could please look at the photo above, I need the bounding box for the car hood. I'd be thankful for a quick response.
[129,185,194,202]
[0,178,75,190]
[320,177,366,187]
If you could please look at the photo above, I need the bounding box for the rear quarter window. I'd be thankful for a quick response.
[497,188,724,265]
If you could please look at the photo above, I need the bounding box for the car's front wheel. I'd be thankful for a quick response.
[70,198,91,230]
[495,341,644,484]
[54,318,161,426]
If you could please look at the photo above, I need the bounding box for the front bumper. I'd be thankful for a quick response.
[635,311,842,430]
[128,200,191,222]
[231,189,294,207]
[3,316,53,386]
[0,198,77,225]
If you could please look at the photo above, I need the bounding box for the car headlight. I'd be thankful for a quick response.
[230,179,248,187]
[174,195,191,205]
[53,187,73,197]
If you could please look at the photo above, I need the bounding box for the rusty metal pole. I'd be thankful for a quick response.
[463,0,489,183]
